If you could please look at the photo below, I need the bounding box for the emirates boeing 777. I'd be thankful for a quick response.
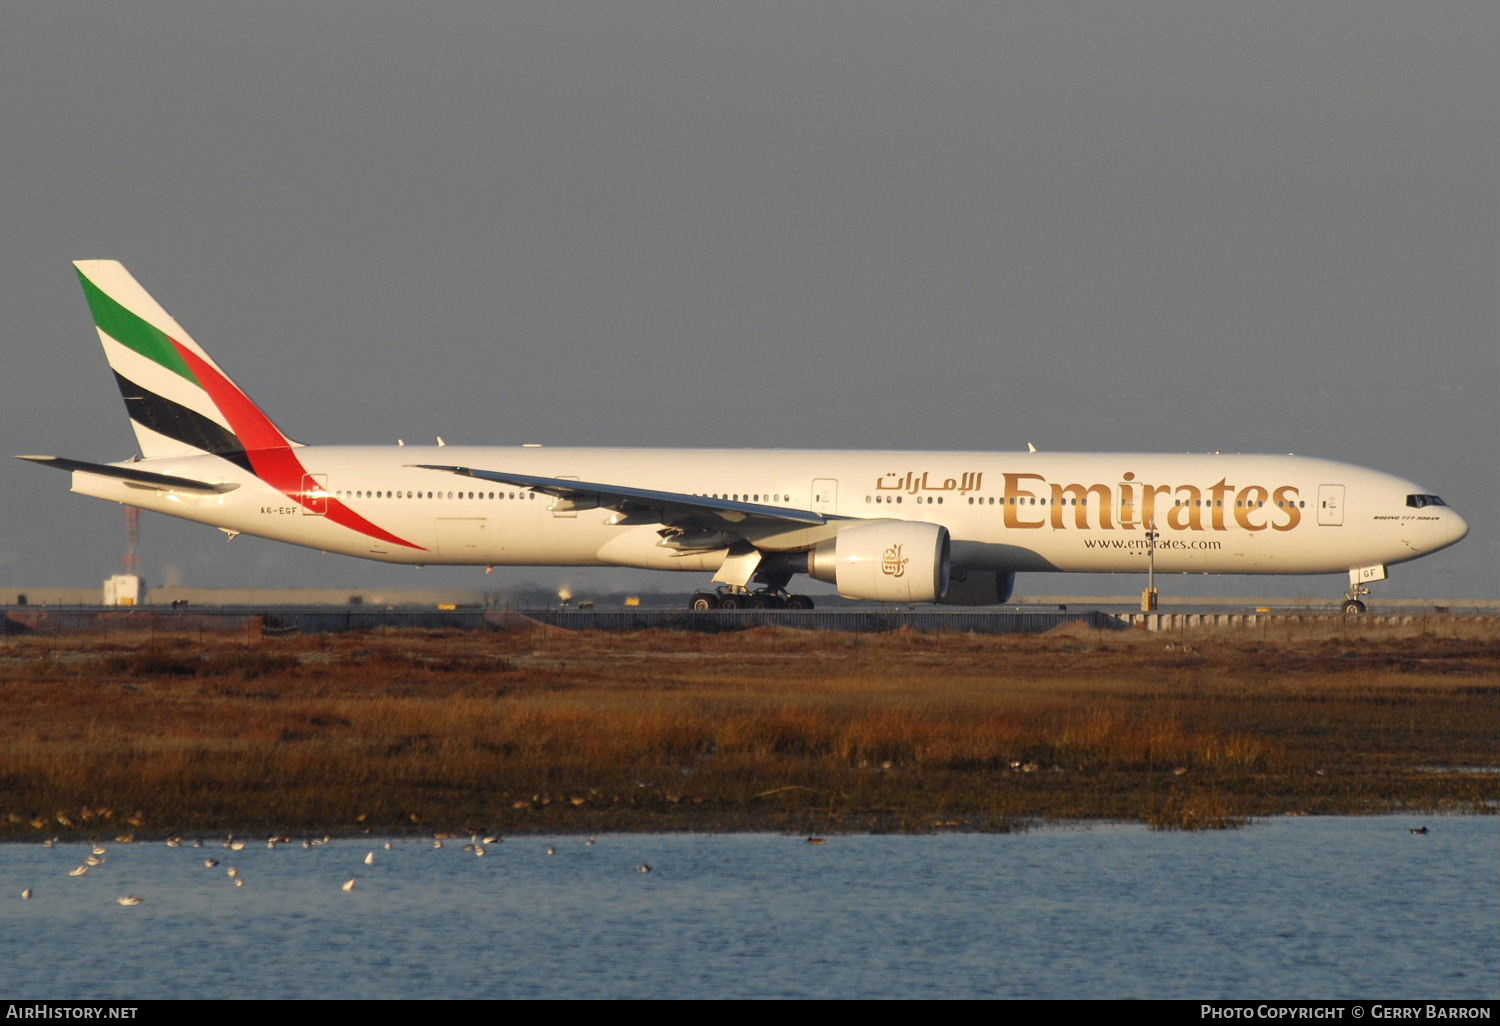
[20,261,1468,612]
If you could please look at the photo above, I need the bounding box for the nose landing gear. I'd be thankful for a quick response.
[1341,564,1386,615]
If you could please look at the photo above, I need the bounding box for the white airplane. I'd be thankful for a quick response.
[20,261,1468,613]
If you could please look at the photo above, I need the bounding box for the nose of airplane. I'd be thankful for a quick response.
[1441,507,1470,549]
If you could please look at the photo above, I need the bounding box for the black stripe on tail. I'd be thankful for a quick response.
[112,371,255,475]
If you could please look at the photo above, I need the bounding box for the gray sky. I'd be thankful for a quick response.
[1,1,1494,599]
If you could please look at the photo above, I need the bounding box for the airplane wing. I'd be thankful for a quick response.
[412,464,833,528]
[18,455,240,494]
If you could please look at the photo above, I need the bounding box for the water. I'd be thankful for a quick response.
[3,817,1494,999]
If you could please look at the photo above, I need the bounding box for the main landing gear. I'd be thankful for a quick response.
[688,587,815,611]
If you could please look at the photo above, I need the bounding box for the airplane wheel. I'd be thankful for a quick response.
[1341,599,1367,615]
[748,594,781,609]
[718,594,744,610]
[785,595,815,610]
[689,594,719,611]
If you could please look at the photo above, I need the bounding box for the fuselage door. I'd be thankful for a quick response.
[549,475,597,518]
[1116,481,1139,529]
[1317,484,1344,526]
[811,478,838,515]
[436,517,490,557]
[300,474,328,516]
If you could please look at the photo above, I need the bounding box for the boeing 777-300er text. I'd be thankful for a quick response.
[20,261,1469,612]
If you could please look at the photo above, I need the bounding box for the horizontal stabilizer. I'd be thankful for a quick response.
[17,455,240,494]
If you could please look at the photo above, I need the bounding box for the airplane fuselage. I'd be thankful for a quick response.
[69,446,1467,578]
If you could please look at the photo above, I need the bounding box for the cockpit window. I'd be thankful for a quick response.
[1406,494,1448,509]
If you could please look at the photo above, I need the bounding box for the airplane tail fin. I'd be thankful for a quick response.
[73,260,299,471]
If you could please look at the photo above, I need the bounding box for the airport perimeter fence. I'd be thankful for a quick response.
[2,605,1485,638]
[536,608,1121,633]
[1,605,1123,637]
[0,606,488,638]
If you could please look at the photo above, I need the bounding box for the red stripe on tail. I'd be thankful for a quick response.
[174,342,425,550]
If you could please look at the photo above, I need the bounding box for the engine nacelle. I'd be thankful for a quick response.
[938,568,1016,605]
[809,521,950,603]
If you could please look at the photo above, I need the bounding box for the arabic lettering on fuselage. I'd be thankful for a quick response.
[875,471,984,495]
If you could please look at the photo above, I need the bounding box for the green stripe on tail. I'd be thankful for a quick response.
[75,266,197,382]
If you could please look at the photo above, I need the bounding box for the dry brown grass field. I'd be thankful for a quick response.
[1,618,1494,838]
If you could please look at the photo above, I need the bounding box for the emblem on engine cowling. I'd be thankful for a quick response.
[881,543,908,578]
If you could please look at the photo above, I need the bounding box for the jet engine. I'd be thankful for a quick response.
[938,568,1016,605]
[809,521,950,602]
